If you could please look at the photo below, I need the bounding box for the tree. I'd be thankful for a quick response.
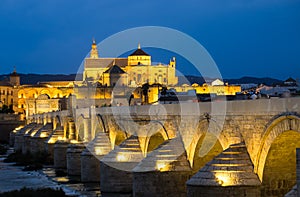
[141,83,150,104]
[0,104,14,114]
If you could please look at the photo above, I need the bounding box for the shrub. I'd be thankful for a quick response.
[4,150,53,171]
[0,144,8,155]
[0,187,66,197]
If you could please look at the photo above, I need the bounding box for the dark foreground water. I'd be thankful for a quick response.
[0,148,100,197]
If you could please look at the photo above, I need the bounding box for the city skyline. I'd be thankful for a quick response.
[0,0,299,80]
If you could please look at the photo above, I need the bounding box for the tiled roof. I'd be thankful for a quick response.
[129,48,150,56]
[85,58,128,68]
[104,65,126,74]
[0,81,12,87]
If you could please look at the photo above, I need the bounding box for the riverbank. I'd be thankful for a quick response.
[0,148,84,196]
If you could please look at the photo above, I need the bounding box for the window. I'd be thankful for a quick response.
[137,74,142,82]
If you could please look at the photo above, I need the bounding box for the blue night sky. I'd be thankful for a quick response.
[0,0,299,80]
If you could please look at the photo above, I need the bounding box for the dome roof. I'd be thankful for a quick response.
[129,48,150,56]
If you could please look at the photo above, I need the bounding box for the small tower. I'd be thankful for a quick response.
[10,67,20,86]
[127,43,151,66]
[90,38,99,58]
[169,57,176,67]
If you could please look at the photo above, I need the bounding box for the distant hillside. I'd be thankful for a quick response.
[225,76,283,86]
[0,74,82,85]
[0,73,282,86]
[178,76,283,86]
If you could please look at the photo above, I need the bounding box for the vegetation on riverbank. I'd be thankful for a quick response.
[0,144,8,155]
[0,187,66,197]
[4,150,52,171]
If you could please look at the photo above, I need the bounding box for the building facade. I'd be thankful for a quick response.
[83,41,178,86]
[0,40,243,117]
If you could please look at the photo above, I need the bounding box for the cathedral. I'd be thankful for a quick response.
[0,40,241,118]
[83,40,178,87]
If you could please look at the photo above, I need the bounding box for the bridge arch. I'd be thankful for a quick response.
[106,116,127,149]
[256,113,300,195]
[96,114,108,133]
[139,121,170,156]
[187,118,225,171]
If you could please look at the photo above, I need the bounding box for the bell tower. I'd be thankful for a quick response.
[10,67,20,86]
[90,38,99,58]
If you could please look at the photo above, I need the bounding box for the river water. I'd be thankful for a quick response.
[0,148,100,196]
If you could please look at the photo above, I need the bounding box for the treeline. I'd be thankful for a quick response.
[0,104,14,113]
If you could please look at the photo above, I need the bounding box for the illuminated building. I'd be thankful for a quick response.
[83,41,178,86]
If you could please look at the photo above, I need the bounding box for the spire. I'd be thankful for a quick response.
[90,38,99,58]
[138,43,141,49]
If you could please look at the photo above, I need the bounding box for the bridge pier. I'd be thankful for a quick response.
[68,121,76,140]
[22,124,43,154]
[186,142,261,197]
[9,126,24,147]
[81,132,112,182]
[297,148,300,197]
[133,137,192,197]
[66,142,85,176]
[30,123,53,153]
[54,140,69,172]
[83,118,91,142]
[45,126,64,160]
[14,123,35,151]
[100,135,144,194]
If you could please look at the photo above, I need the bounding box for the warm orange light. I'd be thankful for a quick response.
[116,153,127,162]
[13,126,24,133]
[48,138,56,144]
[40,133,48,138]
[30,131,38,137]
[70,139,78,144]
[57,136,63,140]
[156,160,170,172]
[214,172,232,186]
[94,147,103,155]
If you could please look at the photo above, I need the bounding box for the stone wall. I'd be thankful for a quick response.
[133,171,192,197]
[0,114,24,143]
[187,186,261,197]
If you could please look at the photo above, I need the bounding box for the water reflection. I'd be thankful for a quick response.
[42,167,101,197]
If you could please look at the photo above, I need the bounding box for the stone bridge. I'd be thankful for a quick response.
[13,97,300,197]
